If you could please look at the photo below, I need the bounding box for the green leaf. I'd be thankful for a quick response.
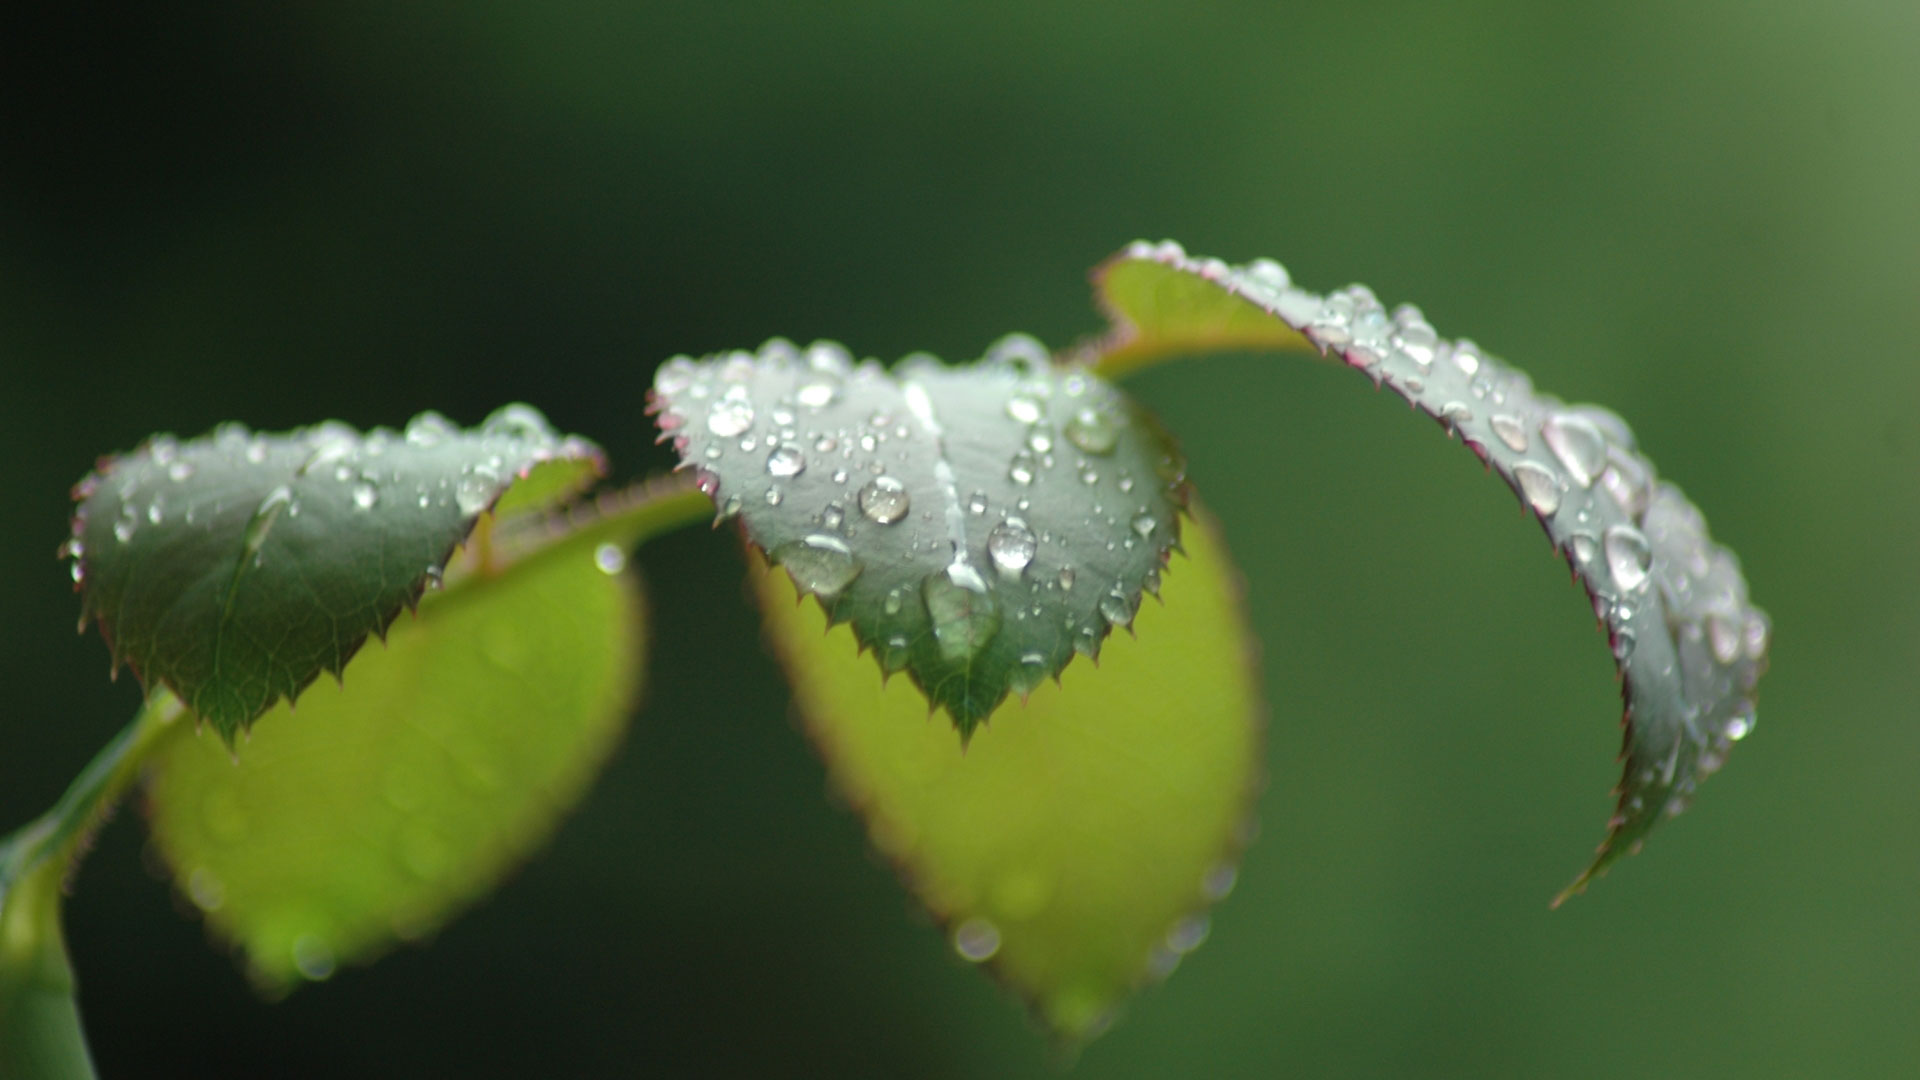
[1086,242,1771,899]
[143,520,642,989]
[650,338,1188,737]
[757,502,1260,1043]
[66,404,603,743]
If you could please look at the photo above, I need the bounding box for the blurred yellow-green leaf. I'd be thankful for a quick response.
[144,529,643,989]
[757,502,1261,1042]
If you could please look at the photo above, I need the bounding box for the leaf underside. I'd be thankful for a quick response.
[758,503,1261,1043]
[649,338,1189,737]
[1087,242,1771,898]
[66,405,603,743]
[145,524,642,990]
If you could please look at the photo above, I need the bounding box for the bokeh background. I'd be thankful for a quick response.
[3,2,1915,1077]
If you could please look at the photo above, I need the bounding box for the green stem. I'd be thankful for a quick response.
[0,690,185,1080]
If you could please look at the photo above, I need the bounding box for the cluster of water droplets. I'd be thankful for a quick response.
[1120,241,1769,837]
[652,332,1186,721]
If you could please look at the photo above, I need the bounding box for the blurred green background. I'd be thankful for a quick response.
[3,2,1915,1077]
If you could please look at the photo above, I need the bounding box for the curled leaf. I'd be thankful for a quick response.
[649,338,1188,737]
[66,404,602,742]
[1086,242,1770,897]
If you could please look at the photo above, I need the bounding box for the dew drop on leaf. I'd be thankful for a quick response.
[774,535,863,601]
[1511,461,1562,517]
[987,519,1038,576]
[857,475,910,524]
[1604,524,1653,592]
[1541,413,1608,489]
[953,917,1002,963]
[1489,414,1528,453]
[766,444,806,478]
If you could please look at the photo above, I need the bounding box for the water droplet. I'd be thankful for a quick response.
[987,519,1038,575]
[186,867,226,911]
[454,475,492,516]
[1392,320,1437,366]
[766,444,806,478]
[145,495,166,525]
[1006,396,1043,424]
[967,492,988,515]
[1726,712,1755,741]
[1438,401,1473,427]
[292,935,336,981]
[1079,467,1099,485]
[1541,414,1607,488]
[1166,914,1211,954]
[1604,525,1652,592]
[1131,513,1157,539]
[405,412,455,447]
[773,535,863,600]
[1202,863,1238,901]
[594,543,626,575]
[763,487,783,507]
[1706,613,1741,665]
[1099,589,1137,628]
[167,460,195,482]
[1490,414,1528,453]
[1512,461,1561,516]
[243,486,295,562]
[1612,629,1637,660]
[1598,453,1651,520]
[1064,406,1119,455]
[1008,455,1035,485]
[883,588,904,615]
[1452,339,1483,376]
[1742,612,1770,660]
[1569,532,1598,566]
[351,483,378,511]
[707,387,755,437]
[1241,258,1290,290]
[858,475,910,524]
[953,917,1001,962]
[924,567,1001,660]
[796,380,838,408]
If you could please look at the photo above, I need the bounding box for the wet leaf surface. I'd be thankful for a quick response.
[67,405,602,742]
[1087,243,1770,897]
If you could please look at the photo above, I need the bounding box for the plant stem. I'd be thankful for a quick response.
[0,690,185,1080]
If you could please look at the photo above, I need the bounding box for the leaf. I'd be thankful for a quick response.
[144,519,642,989]
[1085,242,1771,898]
[757,502,1261,1043]
[649,338,1189,737]
[65,404,603,743]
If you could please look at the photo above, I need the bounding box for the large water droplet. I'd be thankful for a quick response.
[924,567,1001,661]
[1489,414,1528,453]
[707,387,755,437]
[774,535,863,600]
[1541,413,1607,488]
[1726,712,1755,741]
[351,483,378,510]
[1064,406,1119,455]
[1512,461,1561,516]
[1099,589,1137,628]
[952,917,1001,963]
[1392,320,1437,366]
[858,475,910,524]
[1604,525,1652,591]
[987,519,1038,576]
[766,444,806,478]
[1131,512,1157,539]
[1006,395,1044,424]
[796,379,838,409]
[1569,532,1599,566]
